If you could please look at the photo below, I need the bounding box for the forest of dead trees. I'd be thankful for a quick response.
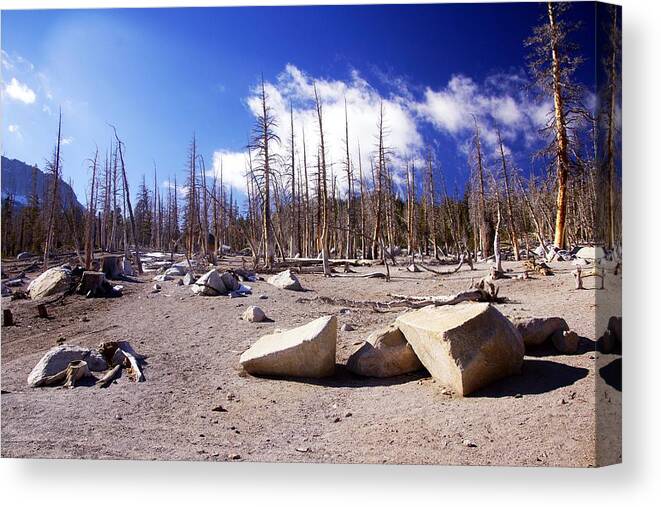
[1,3,622,273]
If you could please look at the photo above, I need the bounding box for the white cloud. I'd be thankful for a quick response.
[211,150,252,192]
[4,77,36,104]
[7,124,19,133]
[230,64,423,195]
[61,136,74,145]
[416,73,553,158]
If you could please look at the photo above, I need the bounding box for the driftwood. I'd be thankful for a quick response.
[332,271,387,279]
[313,279,503,312]
[417,253,474,276]
[96,364,122,388]
[34,360,91,388]
[573,265,604,290]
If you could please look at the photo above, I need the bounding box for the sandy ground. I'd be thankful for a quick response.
[1,257,621,466]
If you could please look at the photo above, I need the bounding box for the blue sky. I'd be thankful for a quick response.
[1,3,598,204]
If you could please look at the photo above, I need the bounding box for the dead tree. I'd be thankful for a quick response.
[84,148,99,269]
[313,83,332,277]
[249,76,280,269]
[43,110,63,269]
[526,2,585,248]
[497,130,520,261]
[111,124,143,274]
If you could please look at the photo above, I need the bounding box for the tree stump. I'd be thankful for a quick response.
[3,309,14,326]
[37,304,48,318]
[101,255,124,280]
[78,271,109,296]
[63,360,91,388]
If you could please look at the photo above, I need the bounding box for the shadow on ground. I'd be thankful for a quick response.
[472,358,589,397]
[249,364,429,388]
[525,336,596,357]
[599,357,622,391]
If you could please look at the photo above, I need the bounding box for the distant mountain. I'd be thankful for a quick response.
[1,155,83,210]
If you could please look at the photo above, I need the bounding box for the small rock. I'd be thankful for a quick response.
[514,393,523,398]
[340,323,354,332]
[242,305,266,323]
[333,417,341,423]
[463,439,477,448]
[345,412,352,418]
[258,294,268,300]
[176,278,184,286]
[212,405,227,412]
[228,453,241,460]
[295,447,310,453]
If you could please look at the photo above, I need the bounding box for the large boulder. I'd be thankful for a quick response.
[191,269,227,296]
[513,317,569,347]
[346,325,423,378]
[240,315,336,378]
[395,303,524,396]
[27,345,108,387]
[27,267,72,300]
[267,269,303,291]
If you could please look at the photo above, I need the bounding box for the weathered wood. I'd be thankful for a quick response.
[96,364,122,388]
[3,309,14,327]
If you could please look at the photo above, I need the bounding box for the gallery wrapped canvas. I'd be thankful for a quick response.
[1,2,621,467]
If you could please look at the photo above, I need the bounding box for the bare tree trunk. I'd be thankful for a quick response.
[43,110,63,269]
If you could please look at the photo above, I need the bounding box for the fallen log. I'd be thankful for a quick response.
[96,364,122,388]
[34,360,91,388]
[314,280,503,312]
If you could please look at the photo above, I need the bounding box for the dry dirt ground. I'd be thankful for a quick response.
[1,257,621,466]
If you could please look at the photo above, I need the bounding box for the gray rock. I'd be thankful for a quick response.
[552,330,579,354]
[164,265,187,276]
[191,269,227,296]
[341,323,355,332]
[28,345,108,387]
[220,271,240,292]
[27,267,72,301]
[267,269,303,291]
[396,303,524,396]
[153,274,173,282]
[240,315,337,378]
[242,305,266,323]
[513,317,569,347]
[17,252,33,260]
[346,325,423,378]
[183,272,196,286]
